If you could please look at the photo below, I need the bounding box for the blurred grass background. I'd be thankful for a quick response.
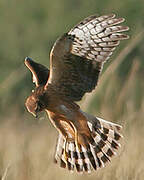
[0,0,144,179]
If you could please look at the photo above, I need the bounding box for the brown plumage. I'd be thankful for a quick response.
[25,14,129,173]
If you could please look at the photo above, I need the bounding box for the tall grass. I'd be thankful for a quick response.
[0,32,144,180]
[0,0,144,179]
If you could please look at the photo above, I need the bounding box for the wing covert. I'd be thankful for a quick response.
[47,14,129,101]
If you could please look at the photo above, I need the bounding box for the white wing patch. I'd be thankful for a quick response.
[68,14,129,62]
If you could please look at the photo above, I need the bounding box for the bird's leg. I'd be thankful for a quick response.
[63,135,68,162]
[75,129,82,152]
[70,122,81,152]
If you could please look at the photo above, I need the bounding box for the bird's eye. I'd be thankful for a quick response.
[32,89,34,93]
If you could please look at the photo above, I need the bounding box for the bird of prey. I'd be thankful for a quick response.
[25,14,129,173]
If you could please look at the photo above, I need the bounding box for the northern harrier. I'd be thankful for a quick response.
[25,14,129,173]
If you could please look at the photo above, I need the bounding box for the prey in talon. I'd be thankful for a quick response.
[25,14,129,173]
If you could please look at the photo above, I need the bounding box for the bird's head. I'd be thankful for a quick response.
[25,87,46,118]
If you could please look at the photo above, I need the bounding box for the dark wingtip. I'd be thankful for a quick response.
[24,57,36,70]
[24,56,33,65]
[25,56,32,61]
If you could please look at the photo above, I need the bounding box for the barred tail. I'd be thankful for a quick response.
[54,115,123,173]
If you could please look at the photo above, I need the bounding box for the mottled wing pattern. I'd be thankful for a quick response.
[25,57,50,87]
[48,14,129,101]
[69,14,129,62]
[54,117,122,173]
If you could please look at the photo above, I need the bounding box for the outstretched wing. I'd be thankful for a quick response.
[25,57,50,87]
[47,14,129,101]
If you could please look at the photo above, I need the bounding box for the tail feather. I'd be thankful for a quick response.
[96,127,121,151]
[54,134,64,164]
[81,146,92,172]
[54,116,123,173]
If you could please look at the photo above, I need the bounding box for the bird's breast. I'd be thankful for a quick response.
[56,104,76,120]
